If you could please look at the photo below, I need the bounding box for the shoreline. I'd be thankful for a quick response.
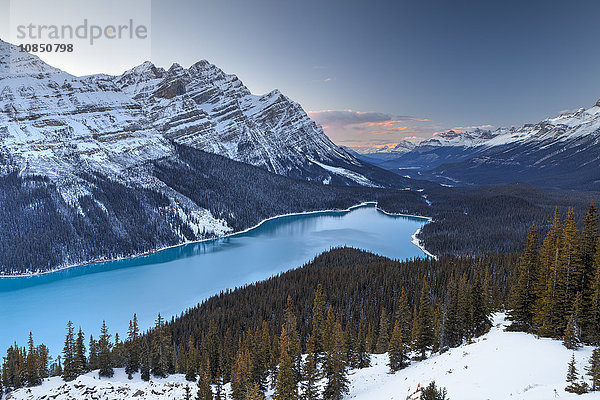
[0,201,434,279]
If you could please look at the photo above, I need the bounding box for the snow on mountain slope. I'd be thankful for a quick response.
[351,313,599,400]
[7,314,599,400]
[114,58,365,182]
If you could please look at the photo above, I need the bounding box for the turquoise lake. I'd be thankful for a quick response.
[0,204,428,355]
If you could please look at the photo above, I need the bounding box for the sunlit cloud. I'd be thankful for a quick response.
[307,109,437,148]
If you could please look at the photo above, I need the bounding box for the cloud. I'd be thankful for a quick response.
[307,109,436,148]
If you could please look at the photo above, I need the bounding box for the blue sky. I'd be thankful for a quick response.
[3,0,600,148]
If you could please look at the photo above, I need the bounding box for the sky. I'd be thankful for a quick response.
[2,0,600,149]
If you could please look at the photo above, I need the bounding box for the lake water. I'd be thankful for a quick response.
[0,204,427,355]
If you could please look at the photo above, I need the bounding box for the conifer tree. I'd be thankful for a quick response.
[98,320,114,378]
[565,353,587,394]
[214,369,225,400]
[415,278,434,360]
[151,314,172,378]
[586,347,600,391]
[275,325,298,400]
[395,288,412,347]
[125,314,140,379]
[376,308,390,354]
[420,381,448,400]
[140,337,151,382]
[388,320,408,372]
[323,308,349,400]
[252,321,271,391]
[301,336,320,400]
[88,335,99,371]
[231,346,252,400]
[25,332,41,387]
[74,328,87,375]
[508,223,539,331]
[355,311,371,369]
[62,321,77,381]
[247,382,265,400]
[311,284,327,358]
[197,358,213,400]
[564,293,582,350]
[534,208,562,335]
[185,337,199,381]
[471,269,492,337]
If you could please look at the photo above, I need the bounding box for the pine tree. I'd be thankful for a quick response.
[74,328,87,375]
[586,347,600,391]
[508,223,539,331]
[471,269,492,337]
[415,278,434,360]
[252,321,271,391]
[197,358,213,400]
[62,321,77,381]
[125,314,140,379]
[355,311,371,369]
[231,346,252,400]
[88,335,99,371]
[395,287,412,348]
[534,208,562,336]
[311,284,327,358]
[564,293,583,350]
[140,337,151,382]
[25,332,41,386]
[151,314,172,378]
[420,381,448,400]
[565,353,587,394]
[323,308,349,400]
[301,336,320,400]
[214,369,225,400]
[247,382,265,400]
[98,320,114,378]
[376,308,390,354]
[274,325,298,400]
[388,320,408,372]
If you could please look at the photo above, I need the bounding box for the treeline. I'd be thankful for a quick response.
[1,248,516,398]
[509,203,600,347]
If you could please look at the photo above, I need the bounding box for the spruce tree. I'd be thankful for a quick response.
[275,325,298,400]
[388,320,408,372]
[140,337,151,382]
[376,308,390,354]
[151,314,172,378]
[231,346,252,400]
[301,336,320,400]
[586,347,600,391]
[565,353,587,394]
[197,358,213,400]
[580,204,600,342]
[420,381,448,400]
[214,369,225,400]
[62,321,77,381]
[564,293,582,350]
[311,284,327,358]
[247,382,265,400]
[25,332,41,387]
[74,328,87,375]
[415,278,434,360]
[88,335,99,371]
[508,223,539,331]
[323,308,349,400]
[125,314,140,379]
[355,311,371,369]
[471,269,492,337]
[97,320,114,378]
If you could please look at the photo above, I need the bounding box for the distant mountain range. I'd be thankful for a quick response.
[358,103,600,189]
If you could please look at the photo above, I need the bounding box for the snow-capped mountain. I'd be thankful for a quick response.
[0,38,394,189]
[378,102,600,189]
[0,39,416,274]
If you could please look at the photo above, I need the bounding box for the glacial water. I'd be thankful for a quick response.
[0,204,428,355]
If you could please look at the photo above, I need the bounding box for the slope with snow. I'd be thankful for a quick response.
[6,314,600,400]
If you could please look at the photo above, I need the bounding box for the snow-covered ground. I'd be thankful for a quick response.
[351,313,600,400]
[6,313,600,399]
